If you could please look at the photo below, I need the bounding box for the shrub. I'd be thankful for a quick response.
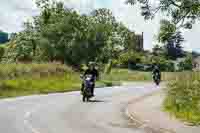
[118,51,143,68]
[152,56,175,72]
[178,54,193,71]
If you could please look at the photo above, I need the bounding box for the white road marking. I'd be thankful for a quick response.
[24,104,43,133]
[24,119,41,133]
[23,100,60,133]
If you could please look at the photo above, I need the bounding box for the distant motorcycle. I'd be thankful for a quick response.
[153,73,161,86]
[81,74,95,102]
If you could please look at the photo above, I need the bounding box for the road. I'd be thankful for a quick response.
[0,82,161,133]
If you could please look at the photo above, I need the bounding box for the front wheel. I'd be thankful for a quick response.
[86,97,90,102]
[155,80,160,86]
[82,95,86,102]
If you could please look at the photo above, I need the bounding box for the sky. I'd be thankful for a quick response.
[0,0,200,52]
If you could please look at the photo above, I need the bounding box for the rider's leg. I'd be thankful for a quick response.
[91,84,95,96]
[81,83,84,92]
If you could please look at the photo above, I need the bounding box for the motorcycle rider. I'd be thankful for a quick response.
[81,62,99,96]
[152,65,161,81]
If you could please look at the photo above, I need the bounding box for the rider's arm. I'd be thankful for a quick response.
[152,69,155,74]
[84,69,89,76]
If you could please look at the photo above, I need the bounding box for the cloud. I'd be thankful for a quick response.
[0,0,96,32]
[62,0,96,13]
[0,0,38,32]
[183,22,200,52]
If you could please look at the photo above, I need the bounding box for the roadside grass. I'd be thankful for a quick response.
[0,63,82,98]
[0,76,81,98]
[102,69,177,82]
[163,72,200,125]
[102,69,152,82]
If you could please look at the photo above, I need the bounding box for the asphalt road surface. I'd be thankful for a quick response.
[0,82,161,133]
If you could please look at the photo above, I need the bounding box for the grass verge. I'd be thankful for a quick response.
[102,69,152,82]
[163,72,200,125]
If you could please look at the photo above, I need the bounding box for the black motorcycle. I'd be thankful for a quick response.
[153,72,161,86]
[81,74,95,102]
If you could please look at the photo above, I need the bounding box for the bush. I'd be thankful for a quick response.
[118,51,143,68]
[152,56,175,72]
[178,54,193,71]
[164,72,200,125]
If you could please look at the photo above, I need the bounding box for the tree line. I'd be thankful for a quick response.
[1,0,197,71]
[3,0,139,70]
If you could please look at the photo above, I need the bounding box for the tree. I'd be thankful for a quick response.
[91,8,117,26]
[126,0,200,29]
[173,31,185,58]
[12,32,35,62]
[158,20,177,43]
[90,9,124,65]
[164,31,185,60]
[127,0,198,57]
[158,20,185,60]
[3,0,140,69]
[152,44,165,56]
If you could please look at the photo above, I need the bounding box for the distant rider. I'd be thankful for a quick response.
[81,62,99,96]
[152,65,161,80]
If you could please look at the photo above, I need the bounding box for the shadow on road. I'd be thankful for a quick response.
[87,100,106,103]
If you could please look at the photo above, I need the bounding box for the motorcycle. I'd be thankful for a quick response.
[81,74,95,102]
[153,72,161,86]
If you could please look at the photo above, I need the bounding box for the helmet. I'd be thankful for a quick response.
[88,62,95,67]
[154,65,159,69]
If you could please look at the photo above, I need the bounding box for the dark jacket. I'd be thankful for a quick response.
[152,67,161,78]
[84,68,99,81]
[153,68,160,74]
